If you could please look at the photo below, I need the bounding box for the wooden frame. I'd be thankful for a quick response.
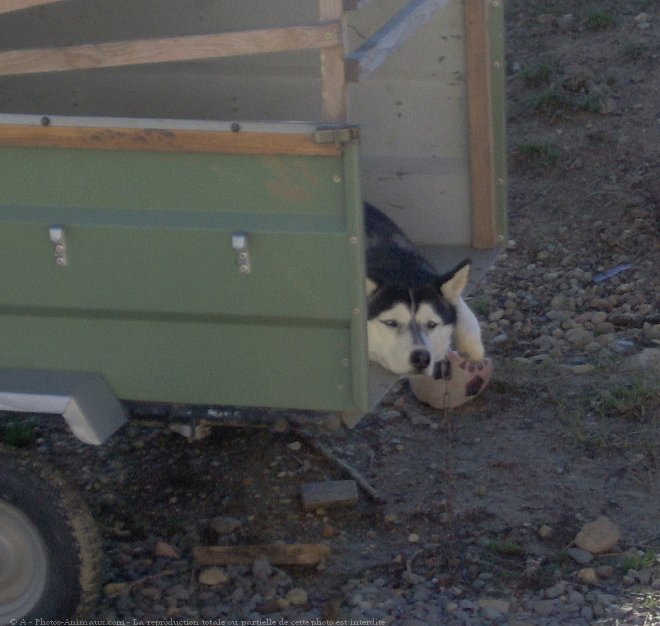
[465,0,506,249]
[0,0,505,248]
[0,123,344,156]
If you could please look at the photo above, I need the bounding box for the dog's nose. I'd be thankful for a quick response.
[410,349,431,372]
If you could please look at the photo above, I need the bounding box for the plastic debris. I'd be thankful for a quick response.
[593,264,632,283]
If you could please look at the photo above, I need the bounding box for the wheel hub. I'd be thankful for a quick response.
[0,500,48,622]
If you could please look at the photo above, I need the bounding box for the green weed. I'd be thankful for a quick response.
[620,549,658,572]
[594,380,660,421]
[0,415,37,448]
[520,63,552,87]
[586,10,616,30]
[573,93,605,113]
[515,141,560,168]
[527,89,571,114]
[486,539,525,558]
[623,41,649,61]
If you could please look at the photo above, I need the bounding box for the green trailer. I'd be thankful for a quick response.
[0,0,506,622]
[0,116,369,433]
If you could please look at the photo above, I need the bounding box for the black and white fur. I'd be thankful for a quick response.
[365,203,484,376]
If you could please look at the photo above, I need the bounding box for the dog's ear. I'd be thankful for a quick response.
[366,277,379,296]
[437,259,471,304]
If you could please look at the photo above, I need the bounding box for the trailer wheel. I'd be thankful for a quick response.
[0,454,102,624]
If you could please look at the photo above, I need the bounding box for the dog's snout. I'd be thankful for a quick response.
[410,349,431,372]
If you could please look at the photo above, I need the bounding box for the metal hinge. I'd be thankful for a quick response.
[313,126,360,145]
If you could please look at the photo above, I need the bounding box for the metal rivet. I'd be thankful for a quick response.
[332,174,342,183]
[350,236,358,245]
[492,61,501,69]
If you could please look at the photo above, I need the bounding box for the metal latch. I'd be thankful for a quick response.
[313,126,360,144]
[231,232,251,274]
[48,225,68,267]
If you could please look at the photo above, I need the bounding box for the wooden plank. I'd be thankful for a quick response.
[0,0,67,14]
[193,543,331,567]
[320,0,348,122]
[0,124,342,156]
[346,0,449,81]
[0,23,342,77]
[465,0,498,249]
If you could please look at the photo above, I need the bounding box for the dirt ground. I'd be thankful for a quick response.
[2,1,658,624]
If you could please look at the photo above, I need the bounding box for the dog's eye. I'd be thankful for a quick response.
[426,321,439,330]
[381,319,399,329]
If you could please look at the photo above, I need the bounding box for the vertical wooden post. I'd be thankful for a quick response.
[465,0,501,249]
[319,0,348,123]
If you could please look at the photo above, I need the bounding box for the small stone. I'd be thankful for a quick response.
[565,327,595,349]
[209,516,242,535]
[578,568,599,585]
[408,533,420,543]
[252,557,273,580]
[104,582,130,597]
[287,440,302,451]
[574,516,620,554]
[568,547,594,564]
[545,581,567,599]
[199,567,230,586]
[478,597,511,614]
[285,587,308,607]
[154,540,181,559]
[538,524,553,539]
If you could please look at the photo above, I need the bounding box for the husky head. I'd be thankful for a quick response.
[366,260,471,376]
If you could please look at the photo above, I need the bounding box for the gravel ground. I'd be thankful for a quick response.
[2,1,659,625]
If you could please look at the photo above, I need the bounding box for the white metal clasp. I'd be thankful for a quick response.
[48,225,68,267]
[231,232,251,274]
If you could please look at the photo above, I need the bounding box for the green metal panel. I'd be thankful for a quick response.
[0,136,368,413]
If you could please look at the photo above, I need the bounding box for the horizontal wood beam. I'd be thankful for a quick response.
[346,0,448,81]
[0,124,343,157]
[194,543,331,567]
[0,0,67,14]
[0,22,342,77]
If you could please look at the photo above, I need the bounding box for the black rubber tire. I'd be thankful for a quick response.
[0,452,102,624]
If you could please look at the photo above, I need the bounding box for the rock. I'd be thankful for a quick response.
[567,547,594,564]
[166,583,190,600]
[538,524,553,539]
[285,587,308,607]
[209,516,242,535]
[199,567,230,586]
[545,581,567,599]
[574,516,620,554]
[286,440,302,451]
[104,582,131,597]
[478,597,511,614]
[154,540,181,559]
[578,568,599,585]
[565,327,595,349]
[252,557,273,580]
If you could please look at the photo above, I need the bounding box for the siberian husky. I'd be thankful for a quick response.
[365,203,485,376]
